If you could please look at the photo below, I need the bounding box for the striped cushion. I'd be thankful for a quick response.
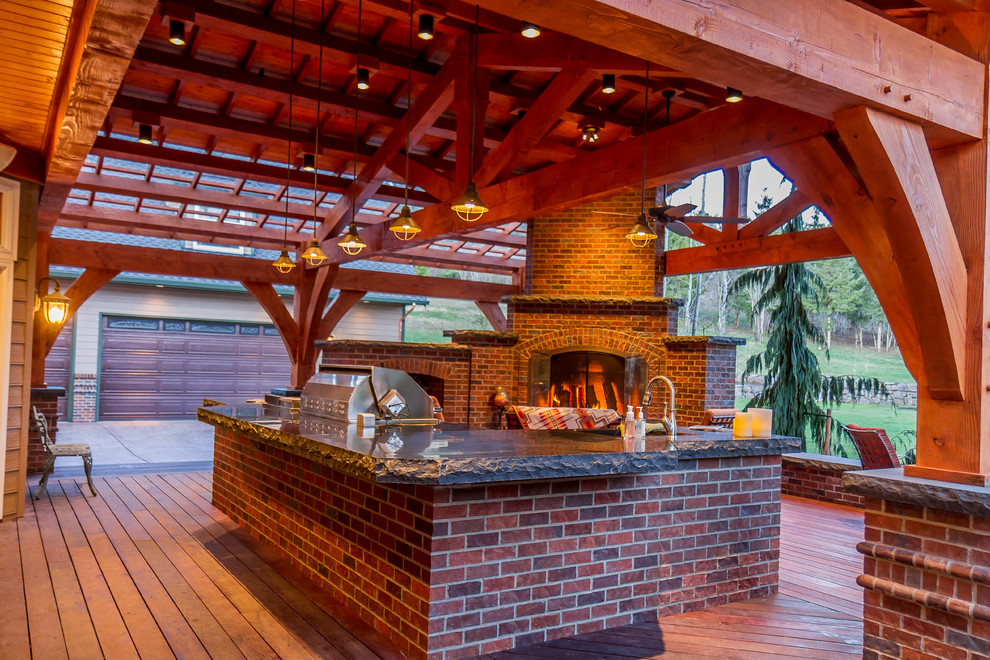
[512,406,621,431]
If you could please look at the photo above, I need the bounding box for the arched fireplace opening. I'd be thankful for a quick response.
[530,349,647,411]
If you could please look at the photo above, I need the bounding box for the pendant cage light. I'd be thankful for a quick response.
[273,0,298,273]
[389,4,422,241]
[302,0,328,267]
[339,0,366,255]
[451,5,489,222]
[626,62,658,248]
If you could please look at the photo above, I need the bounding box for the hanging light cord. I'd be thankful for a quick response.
[641,62,649,215]
[283,0,297,249]
[352,0,362,228]
[313,0,325,236]
[470,5,479,181]
[405,0,412,208]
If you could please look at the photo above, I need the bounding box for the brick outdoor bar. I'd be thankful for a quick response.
[199,402,798,660]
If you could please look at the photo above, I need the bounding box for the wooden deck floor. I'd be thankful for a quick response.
[1,476,864,659]
[486,495,865,659]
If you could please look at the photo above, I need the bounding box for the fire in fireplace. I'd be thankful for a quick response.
[530,349,646,411]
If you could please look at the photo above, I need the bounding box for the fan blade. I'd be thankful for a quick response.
[680,216,749,224]
[600,223,629,231]
[666,221,694,237]
[592,211,630,216]
[647,205,672,218]
[665,203,697,218]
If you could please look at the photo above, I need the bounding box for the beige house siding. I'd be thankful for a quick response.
[3,179,36,519]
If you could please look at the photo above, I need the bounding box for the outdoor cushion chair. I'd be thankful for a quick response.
[843,423,901,470]
[31,405,98,499]
[700,408,739,428]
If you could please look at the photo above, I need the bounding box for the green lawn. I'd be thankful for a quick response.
[732,335,912,383]
[403,299,495,343]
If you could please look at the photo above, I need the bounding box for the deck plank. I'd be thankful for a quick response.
[0,515,31,660]
[8,473,864,660]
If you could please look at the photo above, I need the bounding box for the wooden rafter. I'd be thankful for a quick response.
[738,189,813,240]
[471,0,985,144]
[475,301,508,332]
[50,238,521,301]
[323,98,832,264]
[89,137,434,206]
[242,280,298,355]
[318,45,460,242]
[317,289,366,340]
[474,69,595,187]
[664,227,849,275]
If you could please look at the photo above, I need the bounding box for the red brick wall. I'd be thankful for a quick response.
[528,190,661,297]
[317,340,472,424]
[860,498,990,659]
[212,426,783,660]
[444,331,519,427]
[663,341,739,426]
[213,428,436,655]
[781,461,865,508]
[27,388,63,474]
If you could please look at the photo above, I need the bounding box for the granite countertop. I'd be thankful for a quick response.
[199,402,799,485]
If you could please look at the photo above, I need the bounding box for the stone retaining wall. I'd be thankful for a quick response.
[737,377,917,406]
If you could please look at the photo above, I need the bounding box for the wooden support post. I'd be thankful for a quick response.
[475,301,507,332]
[317,290,365,339]
[834,106,967,402]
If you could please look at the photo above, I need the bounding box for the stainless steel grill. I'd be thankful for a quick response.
[300,365,439,425]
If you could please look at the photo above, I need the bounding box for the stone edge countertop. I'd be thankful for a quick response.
[199,403,800,486]
[844,468,990,517]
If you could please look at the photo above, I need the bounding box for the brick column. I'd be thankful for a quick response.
[28,386,65,474]
[443,330,518,428]
[661,336,743,425]
[845,471,990,659]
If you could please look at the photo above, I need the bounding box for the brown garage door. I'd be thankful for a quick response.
[45,318,73,419]
[99,315,291,420]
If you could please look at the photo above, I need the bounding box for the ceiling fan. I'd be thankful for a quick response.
[595,204,747,237]
[595,89,748,239]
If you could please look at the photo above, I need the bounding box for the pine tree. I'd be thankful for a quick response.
[730,204,887,453]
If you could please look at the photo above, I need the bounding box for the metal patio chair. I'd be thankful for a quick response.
[32,406,97,499]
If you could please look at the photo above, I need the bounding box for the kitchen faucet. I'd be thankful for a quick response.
[642,375,677,440]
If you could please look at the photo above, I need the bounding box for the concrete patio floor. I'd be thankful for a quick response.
[53,420,215,476]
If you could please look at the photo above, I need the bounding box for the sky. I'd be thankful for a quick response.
[668,158,809,220]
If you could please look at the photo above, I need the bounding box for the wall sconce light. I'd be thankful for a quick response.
[521,22,541,38]
[36,277,70,325]
[169,20,187,46]
[725,86,743,103]
[601,74,616,94]
[418,14,434,40]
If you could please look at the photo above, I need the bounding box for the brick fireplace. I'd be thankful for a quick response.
[318,191,741,425]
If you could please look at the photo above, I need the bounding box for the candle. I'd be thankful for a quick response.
[751,408,773,438]
[733,412,753,438]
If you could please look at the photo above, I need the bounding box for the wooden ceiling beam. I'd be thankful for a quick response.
[737,189,813,239]
[664,227,849,275]
[318,44,460,242]
[49,237,521,300]
[475,69,595,187]
[476,33,645,71]
[70,171,390,229]
[90,136,435,206]
[471,0,985,144]
[322,98,832,263]
[58,205,309,245]
[391,245,523,272]
[916,0,976,11]
[37,0,160,227]
[386,152,457,201]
